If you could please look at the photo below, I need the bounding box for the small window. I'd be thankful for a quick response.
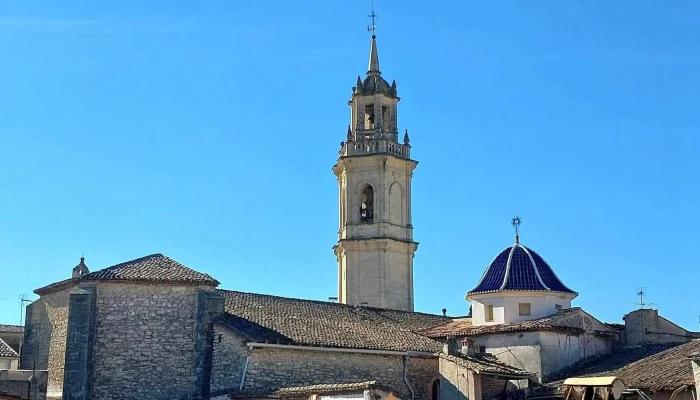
[519,303,531,316]
[478,345,486,353]
[555,304,563,311]
[485,304,494,321]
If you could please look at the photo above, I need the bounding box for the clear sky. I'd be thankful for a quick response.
[1,1,698,330]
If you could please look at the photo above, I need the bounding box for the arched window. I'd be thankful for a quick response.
[431,379,440,400]
[360,185,374,223]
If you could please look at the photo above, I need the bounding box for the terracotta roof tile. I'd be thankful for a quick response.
[421,308,585,338]
[217,290,450,353]
[547,340,700,391]
[420,318,473,337]
[0,325,23,334]
[0,338,18,358]
[222,381,410,400]
[35,254,219,294]
[439,352,531,377]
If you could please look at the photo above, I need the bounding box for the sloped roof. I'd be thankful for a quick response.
[0,325,23,334]
[217,289,450,353]
[420,318,473,337]
[35,254,219,294]
[468,243,577,296]
[222,381,410,400]
[439,352,532,377]
[421,308,586,338]
[0,338,18,358]
[547,340,700,391]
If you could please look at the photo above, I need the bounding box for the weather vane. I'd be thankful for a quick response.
[367,0,378,37]
[511,216,522,243]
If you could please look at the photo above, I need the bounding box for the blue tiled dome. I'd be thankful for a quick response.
[468,243,577,296]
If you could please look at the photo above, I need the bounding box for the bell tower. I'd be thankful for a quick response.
[332,21,419,311]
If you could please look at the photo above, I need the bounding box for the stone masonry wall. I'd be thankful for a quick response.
[210,326,248,393]
[238,347,437,400]
[91,283,215,400]
[20,288,71,398]
[480,376,506,400]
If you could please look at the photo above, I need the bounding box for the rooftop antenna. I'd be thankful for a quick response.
[19,294,33,326]
[511,216,522,244]
[367,0,379,37]
[628,288,657,310]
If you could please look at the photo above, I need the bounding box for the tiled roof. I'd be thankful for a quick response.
[420,318,473,338]
[217,290,450,353]
[35,254,219,294]
[0,325,23,334]
[0,338,18,358]
[547,340,700,391]
[223,381,410,400]
[421,308,585,338]
[468,243,577,296]
[439,352,532,377]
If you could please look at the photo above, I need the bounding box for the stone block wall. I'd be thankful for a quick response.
[62,285,97,400]
[212,341,438,400]
[480,376,506,400]
[0,369,48,400]
[210,326,248,393]
[91,283,217,400]
[438,357,480,400]
[20,288,71,398]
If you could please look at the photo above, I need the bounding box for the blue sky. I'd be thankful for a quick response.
[1,1,698,330]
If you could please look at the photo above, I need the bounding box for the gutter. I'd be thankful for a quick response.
[246,342,434,357]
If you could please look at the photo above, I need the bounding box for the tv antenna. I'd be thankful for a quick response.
[19,294,33,326]
[628,288,657,309]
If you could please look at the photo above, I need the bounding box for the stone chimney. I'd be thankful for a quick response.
[442,336,460,356]
[72,257,90,278]
[461,338,476,357]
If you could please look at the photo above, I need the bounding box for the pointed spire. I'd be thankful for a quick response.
[403,129,410,145]
[356,75,363,89]
[368,35,380,75]
[347,125,353,140]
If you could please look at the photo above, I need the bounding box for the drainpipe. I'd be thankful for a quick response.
[402,355,415,400]
[239,346,252,391]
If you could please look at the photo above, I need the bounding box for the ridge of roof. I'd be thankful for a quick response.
[216,289,452,319]
[421,308,585,338]
[35,253,219,294]
[0,324,23,333]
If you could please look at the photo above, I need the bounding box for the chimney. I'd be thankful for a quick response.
[461,338,476,357]
[442,336,460,356]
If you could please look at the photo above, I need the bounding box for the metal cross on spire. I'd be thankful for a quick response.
[367,0,378,37]
[511,216,522,244]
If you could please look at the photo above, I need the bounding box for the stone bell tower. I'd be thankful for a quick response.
[332,32,418,311]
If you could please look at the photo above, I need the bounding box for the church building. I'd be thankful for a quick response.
[3,14,700,400]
